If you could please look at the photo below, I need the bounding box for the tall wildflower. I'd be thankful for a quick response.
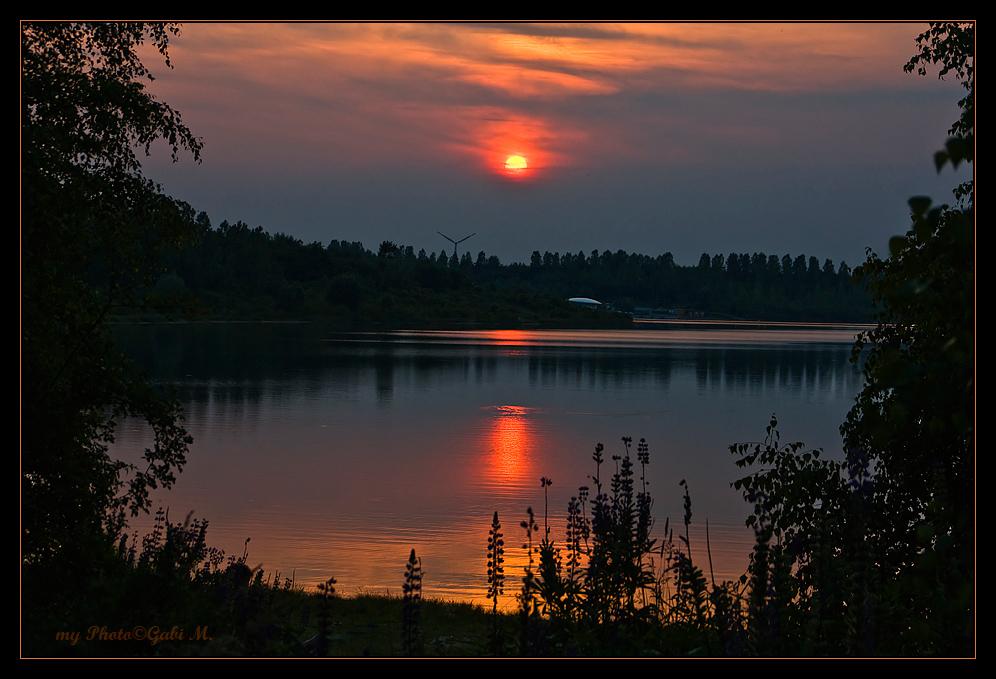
[488,511,505,615]
[401,549,423,656]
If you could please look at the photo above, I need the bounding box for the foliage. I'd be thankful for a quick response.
[730,417,875,655]
[510,438,749,656]
[486,511,506,652]
[904,22,974,173]
[844,20,974,568]
[164,221,870,324]
[401,548,424,656]
[25,507,318,657]
[728,22,974,656]
[313,576,337,656]
[517,506,546,654]
[161,222,635,328]
[583,439,657,629]
[844,21,974,653]
[21,20,203,646]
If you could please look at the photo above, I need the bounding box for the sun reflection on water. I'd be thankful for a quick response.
[485,405,536,485]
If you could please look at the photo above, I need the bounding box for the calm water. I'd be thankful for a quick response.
[113,321,868,609]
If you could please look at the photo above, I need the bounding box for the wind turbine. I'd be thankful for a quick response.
[437,231,475,258]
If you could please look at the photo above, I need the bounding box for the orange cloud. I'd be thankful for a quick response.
[146,22,930,177]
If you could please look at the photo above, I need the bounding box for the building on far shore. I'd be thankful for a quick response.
[567,297,602,309]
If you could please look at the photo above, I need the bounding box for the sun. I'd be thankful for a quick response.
[504,154,528,176]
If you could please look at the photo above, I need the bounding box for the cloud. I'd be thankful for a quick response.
[140,22,968,266]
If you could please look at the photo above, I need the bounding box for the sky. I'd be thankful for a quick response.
[139,22,970,268]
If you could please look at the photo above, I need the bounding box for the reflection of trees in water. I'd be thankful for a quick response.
[114,324,864,412]
[518,345,862,399]
[692,345,864,398]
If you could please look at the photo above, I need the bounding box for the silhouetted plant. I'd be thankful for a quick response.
[584,438,657,630]
[134,507,221,582]
[564,491,586,610]
[401,549,423,656]
[535,476,570,625]
[487,511,506,653]
[540,477,554,537]
[314,576,337,656]
[488,511,506,613]
[537,541,565,619]
[510,437,752,656]
[731,415,886,655]
[674,480,713,653]
[518,507,546,654]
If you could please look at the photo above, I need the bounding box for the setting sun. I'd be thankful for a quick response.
[504,154,528,175]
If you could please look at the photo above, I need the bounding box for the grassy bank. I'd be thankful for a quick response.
[25,425,974,657]
[34,585,513,657]
[24,508,514,658]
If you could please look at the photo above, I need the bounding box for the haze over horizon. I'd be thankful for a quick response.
[140,22,970,268]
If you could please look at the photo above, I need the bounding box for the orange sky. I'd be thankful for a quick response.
[148,23,927,172]
[139,22,969,266]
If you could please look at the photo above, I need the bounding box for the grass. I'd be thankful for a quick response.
[24,424,974,658]
[24,506,513,657]
[21,437,751,657]
[29,559,513,657]
[314,594,511,657]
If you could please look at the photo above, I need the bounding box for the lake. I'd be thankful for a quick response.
[112,321,869,609]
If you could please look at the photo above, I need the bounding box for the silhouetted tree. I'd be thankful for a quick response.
[22,22,201,639]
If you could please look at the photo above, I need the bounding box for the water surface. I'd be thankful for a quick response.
[114,321,868,608]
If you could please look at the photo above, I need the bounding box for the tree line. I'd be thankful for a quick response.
[150,216,872,324]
